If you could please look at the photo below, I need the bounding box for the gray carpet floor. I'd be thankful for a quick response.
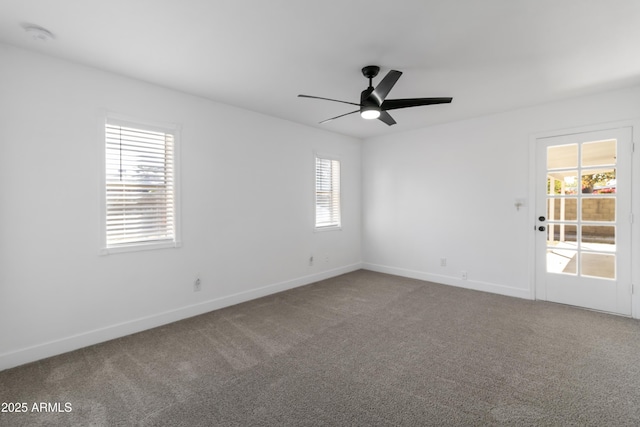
[1,270,640,426]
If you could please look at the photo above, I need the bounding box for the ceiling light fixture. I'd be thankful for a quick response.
[360,107,381,120]
[21,24,55,42]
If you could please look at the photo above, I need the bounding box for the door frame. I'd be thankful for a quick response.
[528,119,639,318]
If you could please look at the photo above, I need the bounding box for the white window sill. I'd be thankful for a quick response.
[100,240,182,256]
[314,225,342,233]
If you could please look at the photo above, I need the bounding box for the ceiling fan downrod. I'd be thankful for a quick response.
[361,65,380,89]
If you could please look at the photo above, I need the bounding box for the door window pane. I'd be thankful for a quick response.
[547,249,577,274]
[582,139,616,167]
[581,168,615,194]
[581,225,615,252]
[582,198,615,222]
[547,173,578,195]
[548,144,577,169]
[547,198,577,221]
[547,224,577,245]
[581,253,615,279]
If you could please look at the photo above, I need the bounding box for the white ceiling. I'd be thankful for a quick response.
[2,0,640,139]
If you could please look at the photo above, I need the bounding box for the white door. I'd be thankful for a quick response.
[535,127,632,315]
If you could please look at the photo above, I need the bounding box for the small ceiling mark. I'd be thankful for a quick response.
[21,23,55,42]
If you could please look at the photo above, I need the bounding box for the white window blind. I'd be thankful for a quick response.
[315,156,341,228]
[105,122,176,248]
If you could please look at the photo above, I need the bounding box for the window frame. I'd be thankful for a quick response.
[314,152,342,232]
[100,112,182,255]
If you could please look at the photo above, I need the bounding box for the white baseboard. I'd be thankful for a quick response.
[362,263,532,300]
[0,263,363,372]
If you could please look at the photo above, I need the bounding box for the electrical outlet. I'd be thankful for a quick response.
[324,255,329,263]
[194,276,202,292]
[461,271,467,280]
[440,258,447,267]
[309,256,314,266]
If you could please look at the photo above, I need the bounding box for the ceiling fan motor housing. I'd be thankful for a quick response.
[360,87,378,106]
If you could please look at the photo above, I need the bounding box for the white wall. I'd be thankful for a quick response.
[362,86,640,310]
[0,44,362,370]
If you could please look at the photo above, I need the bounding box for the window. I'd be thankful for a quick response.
[102,116,180,253]
[315,155,341,229]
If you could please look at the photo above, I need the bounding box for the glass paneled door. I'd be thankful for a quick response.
[535,128,632,315]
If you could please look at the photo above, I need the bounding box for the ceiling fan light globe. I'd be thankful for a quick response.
[361,109,381,120]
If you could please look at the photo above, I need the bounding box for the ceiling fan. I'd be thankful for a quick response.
[298,65,452,126]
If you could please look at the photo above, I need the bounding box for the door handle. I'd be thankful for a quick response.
[538,216,546,222]
[538,226,546,232]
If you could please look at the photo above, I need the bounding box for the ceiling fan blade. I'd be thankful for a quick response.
[369,70,402,105]
[319,110,359,124]
[381,97,453,111]
[298,94,361,107]
[378,111,396,126]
